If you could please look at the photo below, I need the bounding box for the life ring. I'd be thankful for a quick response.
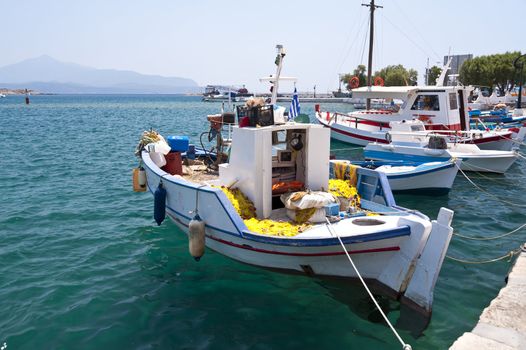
[349,76,360,89]
[374,76,384,86]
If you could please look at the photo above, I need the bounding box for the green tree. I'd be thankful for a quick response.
[427,66,442,85]
[459,51,521,94]
[340,65,367,90]
[374,65,418,86]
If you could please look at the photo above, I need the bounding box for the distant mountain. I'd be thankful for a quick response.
[0,55,200,94]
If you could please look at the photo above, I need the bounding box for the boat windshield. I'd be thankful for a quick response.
[411,95,440,111]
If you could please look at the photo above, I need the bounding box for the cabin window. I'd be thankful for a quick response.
[411,95,440,111]
[449,93,458,110]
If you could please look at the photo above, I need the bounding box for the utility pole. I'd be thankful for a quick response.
[513,53,526,116]
[362,0,382,109]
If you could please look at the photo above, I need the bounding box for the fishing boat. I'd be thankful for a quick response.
[331,159,461,195]
[202,85,254,102]
[314,2,524,152]
[315,85,523,151]
[135,46,455,317]
[364,120,519,174]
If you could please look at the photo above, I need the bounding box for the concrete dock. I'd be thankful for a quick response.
[449,244,526,350]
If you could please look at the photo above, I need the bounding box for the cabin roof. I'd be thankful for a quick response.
[351,86,418,99]
[351,85,470,99]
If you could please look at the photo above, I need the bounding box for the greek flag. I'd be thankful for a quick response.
[288,87,300,120]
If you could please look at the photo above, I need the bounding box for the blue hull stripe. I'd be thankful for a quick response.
[386,162,455,179]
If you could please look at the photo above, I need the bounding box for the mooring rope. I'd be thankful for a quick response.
[497,132,526,147]
[446,248,522,264]
[455,164,526,208]
[453,222,526,241]
[324,218,412,350]
[330,147,364,152]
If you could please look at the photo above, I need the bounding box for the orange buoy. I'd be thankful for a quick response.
[374,76,384,86]
[349,76,360,89]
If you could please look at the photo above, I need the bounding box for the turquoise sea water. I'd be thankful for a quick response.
[1,94,525,349]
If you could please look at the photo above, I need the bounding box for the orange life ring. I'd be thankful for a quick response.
[349,76,360,89]
[374,76,384,86]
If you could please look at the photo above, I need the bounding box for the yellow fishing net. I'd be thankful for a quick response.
[215,181,367,237]
[215,186,256,219]
[214,185,310,237]
[328,179,360,204]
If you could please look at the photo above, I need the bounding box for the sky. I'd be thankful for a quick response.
[1,0,525,93]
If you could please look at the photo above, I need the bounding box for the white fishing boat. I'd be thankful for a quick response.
[135,46,455,317]
[315,85,523,151]
[364,120,519,174]
[315,12,524,151]
[331,159,461,195]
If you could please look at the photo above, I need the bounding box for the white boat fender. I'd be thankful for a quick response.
[138,167,147,188]
[153,181,166,225]
[132,166,147,192]
[188,213,206,261]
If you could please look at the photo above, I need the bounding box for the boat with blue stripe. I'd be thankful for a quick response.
[364,120,519,174]
[331,159,460,195]
[135,47,455,317]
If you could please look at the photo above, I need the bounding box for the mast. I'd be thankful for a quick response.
[271,45,286,105]
[362,0,382,109]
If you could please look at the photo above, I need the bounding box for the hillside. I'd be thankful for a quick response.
[0,56,200,94]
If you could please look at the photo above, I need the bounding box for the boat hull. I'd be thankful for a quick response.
[364,144,517,174]
[316,111,517,151]
[383,161,459,194]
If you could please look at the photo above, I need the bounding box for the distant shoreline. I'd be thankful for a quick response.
[0,88,42,95]
[0,89,208,96]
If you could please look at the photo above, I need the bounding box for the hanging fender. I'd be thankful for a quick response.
[188,214,206,261]
[133,166,147,192]
[153,181,167,225]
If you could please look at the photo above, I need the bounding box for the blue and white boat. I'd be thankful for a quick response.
[136,46,455,316]
[331,159,460,195]
[364,120,519,174]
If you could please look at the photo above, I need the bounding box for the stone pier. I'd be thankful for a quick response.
[449,244,526,349]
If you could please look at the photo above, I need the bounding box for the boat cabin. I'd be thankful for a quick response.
[351,85,473,131]
[218,123,330,218]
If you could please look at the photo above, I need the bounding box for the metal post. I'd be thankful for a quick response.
[362,0,382,110]
[513,54,525,116]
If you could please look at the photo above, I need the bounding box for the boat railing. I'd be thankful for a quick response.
[386,129,495,144]
[331,112,391,130]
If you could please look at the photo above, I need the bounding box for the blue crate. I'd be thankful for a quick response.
[167,136,189,152]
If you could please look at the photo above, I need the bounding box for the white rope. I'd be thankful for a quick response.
[330,147,364,152]
[324,218,412,350]
[455,164,526,208]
